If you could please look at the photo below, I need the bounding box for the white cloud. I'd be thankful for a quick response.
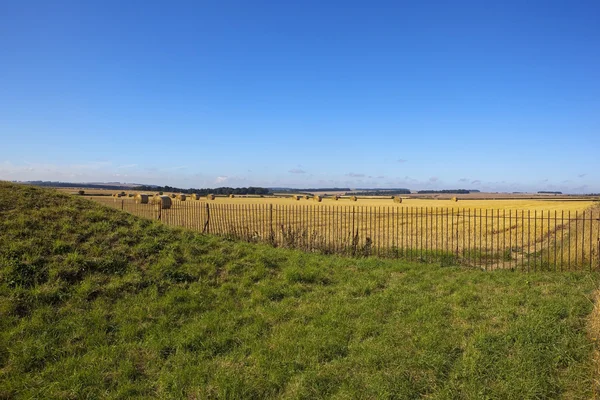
[117,164,138,169]
[215,176,228,184]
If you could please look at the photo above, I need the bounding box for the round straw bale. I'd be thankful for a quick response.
[128,193,134,197]
[208,194,215,200]
[451,196,458,202]
[191,193,201,200]
[294,195,300,200]
[153,195,172,209]
[170,193,176,198]
[229,194,235,198]
[135,194,149,204]
[304,195,310,200]
[334,195,340,201]
[350,196,358,201]
[313,195,322,202]
[176,194,186,201]
[393,196,403,203]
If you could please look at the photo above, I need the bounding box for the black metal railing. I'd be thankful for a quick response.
[91,197,600,271]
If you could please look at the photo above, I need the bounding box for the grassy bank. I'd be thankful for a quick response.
[0,182,598,399]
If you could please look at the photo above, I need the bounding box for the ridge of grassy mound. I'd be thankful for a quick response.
[0,182,598,399]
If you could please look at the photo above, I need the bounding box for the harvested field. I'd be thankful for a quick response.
[92,196,600,271]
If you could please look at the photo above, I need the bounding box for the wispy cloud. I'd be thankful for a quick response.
[429,176,439,183]
[459,178,468,183]
[215,176,228,184]
[471,180,481,185]
[578,173,587,178]
[397,159,407,163]
[117,164,138,169]
[345,172,365,178]
[288,169,306,174]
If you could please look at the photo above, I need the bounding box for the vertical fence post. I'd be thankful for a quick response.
[121,199,124,211]
[203,203,210,233]
[269,203,274,245]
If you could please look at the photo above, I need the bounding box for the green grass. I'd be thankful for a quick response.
[0,182,599,399]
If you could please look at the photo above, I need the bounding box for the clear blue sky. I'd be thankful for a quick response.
[1,0,599,192]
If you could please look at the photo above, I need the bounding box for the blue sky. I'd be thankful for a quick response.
[1,0,599,192]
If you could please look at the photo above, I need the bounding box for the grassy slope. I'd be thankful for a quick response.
[0,182,598,399]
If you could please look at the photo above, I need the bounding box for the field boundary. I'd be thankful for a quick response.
[92,197,600,271]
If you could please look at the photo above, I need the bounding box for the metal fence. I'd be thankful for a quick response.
[92,197,600,271]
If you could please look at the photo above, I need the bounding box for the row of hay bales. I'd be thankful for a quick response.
[289,195,458,203]
[119,193,459,210]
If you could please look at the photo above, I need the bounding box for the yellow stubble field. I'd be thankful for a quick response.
[94,193,600,270]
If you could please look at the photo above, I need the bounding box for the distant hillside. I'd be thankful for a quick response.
[21,180,141,190]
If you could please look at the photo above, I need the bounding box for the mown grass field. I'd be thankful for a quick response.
[2,183,600,399]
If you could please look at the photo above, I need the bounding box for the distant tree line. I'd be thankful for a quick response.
[417,189,471,194]
[137,185,271,195]
[537,191,562,195]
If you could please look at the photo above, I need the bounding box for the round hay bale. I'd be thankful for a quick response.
[127,193,134,198]
[451,196,458,202]
[304,195,310,200]
[393,196,403,203]
[176,194,186,201]
[294,195,300,201]
[208,194,215,200]
[229,194,235,198]
[313,195,322,202]
[350,196,358,202]
[334,195,340,201]
[170,193,176,199]
[78,190,85,195]
[153,195,172,209]
[191,193,201,200]
[135,194,149,204]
